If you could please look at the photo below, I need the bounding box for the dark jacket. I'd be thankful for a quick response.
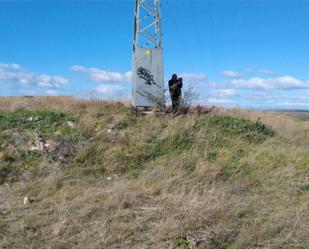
[168,78,183,98]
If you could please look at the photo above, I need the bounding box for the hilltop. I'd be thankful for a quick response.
[0,97,308,249]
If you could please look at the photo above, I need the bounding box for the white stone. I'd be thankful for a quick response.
[67,121,75,128]
[23,196,31,205]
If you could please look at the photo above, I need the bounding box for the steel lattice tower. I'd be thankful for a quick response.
[132,0,164,107]
[133,0,163,50]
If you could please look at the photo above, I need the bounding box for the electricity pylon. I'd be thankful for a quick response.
[132,0,164,108]
[133,0,162,50]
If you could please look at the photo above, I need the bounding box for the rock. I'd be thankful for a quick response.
[67,121,75,128]
[27,116,41,122]
[34,131,44,152]
[44,140,56,152]
[4,183,11,190]
[30,146,39,151]
[23,196,32,205]
[26,117,34,122]
[107,128,112,133]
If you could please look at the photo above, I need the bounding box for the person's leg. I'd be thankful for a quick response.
[172,99,176,112]
[171,94,175,111]
[175,95,181,112]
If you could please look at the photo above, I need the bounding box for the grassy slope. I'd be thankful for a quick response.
[0,97,308,249]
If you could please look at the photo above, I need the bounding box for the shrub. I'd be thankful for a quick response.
[209,116,275,143]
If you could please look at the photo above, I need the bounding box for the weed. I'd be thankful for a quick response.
[20,150,41,161]
[74,144,106,176]
[113,115,138,130]
[209,116,275,143]
[175,235,190,249]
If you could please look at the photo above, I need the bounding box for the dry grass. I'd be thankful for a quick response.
[0,97,308,249]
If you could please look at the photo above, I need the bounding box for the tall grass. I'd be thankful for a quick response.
[0,97,308,249]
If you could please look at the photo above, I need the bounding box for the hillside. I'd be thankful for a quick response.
[0,97,308,249]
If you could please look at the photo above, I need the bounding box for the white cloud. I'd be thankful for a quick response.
[96,84,123,94]
[246,69,274,75]
[215,89,236,97]
[206,98,232,105]
[93,84,129,99]
[221,70,243,79]
[37,74,68,88]
[258,69,274,75]
[275,101,309,107]
[202,72,309,109]
[70,65,87,72]
[230,76,309,90]
[0,63,69,89]
[178,72,207,84]
[0,63,21,69]
[71,65,132,83]
[45,89,59,95]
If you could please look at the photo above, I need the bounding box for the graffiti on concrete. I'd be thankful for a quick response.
[137,67,156,86]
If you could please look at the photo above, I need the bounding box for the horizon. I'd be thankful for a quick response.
[1,1,309,110]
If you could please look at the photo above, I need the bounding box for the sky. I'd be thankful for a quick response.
[0,0,309,109]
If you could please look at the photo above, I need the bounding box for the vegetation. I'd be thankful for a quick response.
[0,96,308,249]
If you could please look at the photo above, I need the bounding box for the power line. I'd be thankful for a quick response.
[165,0,195,71]
[189,0,208,72]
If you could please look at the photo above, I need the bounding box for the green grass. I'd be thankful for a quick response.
[0,110,78,134]
[0,110,80,184]
[175,235,190,249]
[112,115,275,179]
[208,115,275,143]
[0,149,41,184]
[0,98,308,249]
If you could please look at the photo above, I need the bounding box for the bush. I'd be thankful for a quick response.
[209,116,275,143]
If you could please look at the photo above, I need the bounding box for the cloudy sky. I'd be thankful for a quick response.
[1,1,309,109]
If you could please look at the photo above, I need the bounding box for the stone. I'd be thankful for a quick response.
[4,183,11,190]
[44,140,56,152]
[30,146,39,151]
[23,196,31,205]
[67,121,75,128]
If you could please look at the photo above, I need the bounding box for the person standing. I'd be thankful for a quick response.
[168,74,183,112]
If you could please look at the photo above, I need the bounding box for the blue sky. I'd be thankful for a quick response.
[0,0,309,109]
